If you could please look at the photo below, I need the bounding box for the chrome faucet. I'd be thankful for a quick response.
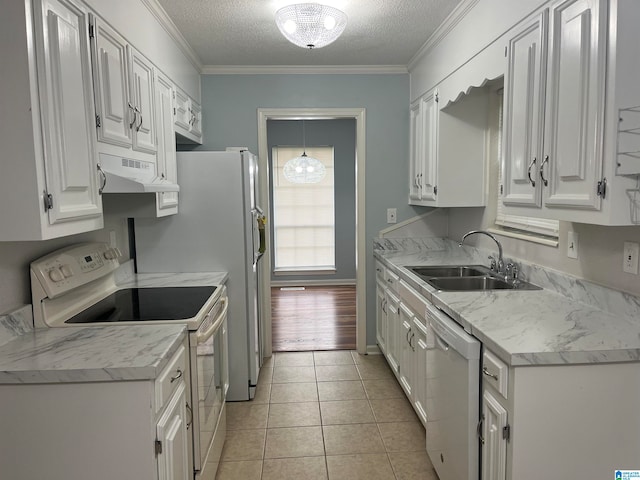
[459,230,505,275]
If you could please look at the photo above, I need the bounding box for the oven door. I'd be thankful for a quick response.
[190,288,228,473]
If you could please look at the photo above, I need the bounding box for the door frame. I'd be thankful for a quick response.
[257,107,367,357]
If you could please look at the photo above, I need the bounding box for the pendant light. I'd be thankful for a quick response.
[283,120,326,184]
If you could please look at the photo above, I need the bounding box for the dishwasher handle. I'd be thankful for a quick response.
[434,334,450,352]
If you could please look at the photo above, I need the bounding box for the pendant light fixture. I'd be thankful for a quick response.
[275,3,348,49]
[283,120,326,184]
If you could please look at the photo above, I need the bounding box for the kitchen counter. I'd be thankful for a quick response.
[0,324,187,384]
[117,269,229,289]
[375,240,640,366]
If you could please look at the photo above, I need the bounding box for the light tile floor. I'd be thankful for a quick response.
[217,351,439,480]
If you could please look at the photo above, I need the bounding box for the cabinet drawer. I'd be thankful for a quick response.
[155,343,188,413]
[384,270,399,293]
[399,280,429,320]
[482,349,508,399]
[375,261,385,283]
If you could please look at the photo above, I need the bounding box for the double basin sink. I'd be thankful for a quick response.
[406,265,541,291]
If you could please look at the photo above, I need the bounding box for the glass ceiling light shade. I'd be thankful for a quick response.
[283,120,326,184]
[275,3,348,49]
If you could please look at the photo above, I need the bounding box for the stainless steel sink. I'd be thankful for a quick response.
[405,264,541,291]
[407,265,487,278]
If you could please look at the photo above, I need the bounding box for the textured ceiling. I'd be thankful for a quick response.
[156,0,463,66]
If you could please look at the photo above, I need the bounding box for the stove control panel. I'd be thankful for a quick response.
[31,243,121,299]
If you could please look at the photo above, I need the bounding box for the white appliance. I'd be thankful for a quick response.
[30,242,228,480]
[134,150,265,401]
[425,301,480,480]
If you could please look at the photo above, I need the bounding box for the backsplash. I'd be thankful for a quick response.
[374,237,640,322]
[0,305,33,347]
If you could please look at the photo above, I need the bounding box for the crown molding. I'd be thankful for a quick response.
[407,0,480,71]
[201,64,409,75]
[139,0,203,72]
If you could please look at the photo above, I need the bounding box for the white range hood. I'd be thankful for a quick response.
[98,153,180,194]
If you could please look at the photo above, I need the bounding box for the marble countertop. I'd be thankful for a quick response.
[0,324,187,384]
[376,248,640,366]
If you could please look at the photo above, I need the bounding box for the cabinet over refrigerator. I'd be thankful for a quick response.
[135,150,265,401]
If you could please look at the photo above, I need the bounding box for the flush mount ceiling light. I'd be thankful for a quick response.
[283,121,326,184]
[275,3,348,49]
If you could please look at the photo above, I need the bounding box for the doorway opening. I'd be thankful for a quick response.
[271,285,356,351]
[257,108,367,358]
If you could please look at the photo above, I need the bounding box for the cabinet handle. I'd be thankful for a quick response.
[406,328,411,344]
[97,163,107,195]
[527,157,537,187]
[477,415,485,445]
[482,366,498,381]
[128,102,137,128]
[540,155,549,187]
[185,402,193,429]
[170,368,183,383]
[418,173,423,188]
[382,299,387,314]
[410,332,415,351]
[135,107,143,132]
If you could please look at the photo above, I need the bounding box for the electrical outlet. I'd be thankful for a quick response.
[387,208,397,224]
[567,231,578,259]
[623,242,639,274]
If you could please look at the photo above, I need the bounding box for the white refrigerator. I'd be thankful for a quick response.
[134,150,265,401]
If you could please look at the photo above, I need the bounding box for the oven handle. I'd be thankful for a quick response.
[196,296,228,345]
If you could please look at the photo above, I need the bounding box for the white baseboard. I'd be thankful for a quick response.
[366,344,382,355]
[271,278,357,288]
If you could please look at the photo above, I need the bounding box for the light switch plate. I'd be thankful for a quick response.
[567,231,578,259]
[623,242,639,274]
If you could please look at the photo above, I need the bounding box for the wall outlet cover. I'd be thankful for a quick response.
[623,241,639,275]
[387,208,397,224]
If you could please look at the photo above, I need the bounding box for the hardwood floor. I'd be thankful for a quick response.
[271,285,356,352]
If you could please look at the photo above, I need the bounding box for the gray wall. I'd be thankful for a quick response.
[267,119,356,283]
[196,74,427,346]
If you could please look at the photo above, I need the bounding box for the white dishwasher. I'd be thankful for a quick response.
[425,301,480,480]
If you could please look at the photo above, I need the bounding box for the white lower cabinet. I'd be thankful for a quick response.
[411,318,428,425]
[375,280,388,354]
[481,347,640,480]
[385,290,401,376]
[398,304,415,398]
[0,340,192,480]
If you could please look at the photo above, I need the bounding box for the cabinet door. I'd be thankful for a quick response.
[376,282,387,354]
[90,17,132,148]
[481,390,508,480]
[385,291,400,376]
[413,318,428,426]
[156,382,190,480]
[173,87,191,132]
[189,100,202,139]
[502,11,547,208]
[35,0,102,224]
[543,0,606,210]
[409,100,423,202]
[399,305,414,399]
[128,47,156,154]
[155,70,178,213]
[420,90,439,203]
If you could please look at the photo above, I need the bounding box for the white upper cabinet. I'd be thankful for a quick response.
[128,47,156,154]
[155,70,179,215]
[409,85,488,207]
[91,19,157,159]
[504,0,606,212]
[502,11,548,208]
[90,17,131,148]
[409,89,438,205]
[502,0,640,225]
[174,86,203,145]
[0,0,103,241]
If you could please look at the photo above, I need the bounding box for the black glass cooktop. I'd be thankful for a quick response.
[65,286,217,324]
